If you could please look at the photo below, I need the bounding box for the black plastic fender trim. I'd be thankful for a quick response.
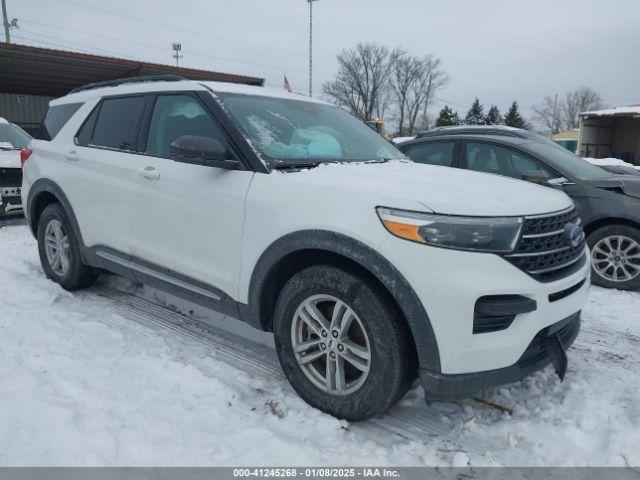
[26,178,85,246]
[243,229,442,372]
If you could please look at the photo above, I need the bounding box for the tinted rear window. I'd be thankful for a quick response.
[0,123,32,149]
[93,96,146,151]
[36,103,82,141]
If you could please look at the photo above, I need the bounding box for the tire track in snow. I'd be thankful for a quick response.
[77,286,469,446]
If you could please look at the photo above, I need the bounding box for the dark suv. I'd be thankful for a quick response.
[399,127,640,290]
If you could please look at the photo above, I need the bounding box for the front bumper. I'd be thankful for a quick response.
[378,235,590,376]
[421,311,581,401]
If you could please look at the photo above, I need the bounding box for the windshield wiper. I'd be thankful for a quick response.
[272,161,321,171]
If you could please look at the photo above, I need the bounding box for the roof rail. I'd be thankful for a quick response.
[69,74,186,94]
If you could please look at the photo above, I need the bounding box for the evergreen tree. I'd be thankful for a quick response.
[485,105,503,125]
[464,97,486,125]
[504,101,527,129]
[435,105,460,127]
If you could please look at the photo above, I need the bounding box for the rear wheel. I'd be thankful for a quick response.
[588,224,640,290]
[37,203,97,290]
[273,265,416,421]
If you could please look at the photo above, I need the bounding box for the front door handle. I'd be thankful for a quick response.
[64,150,79,161]
[138,166,160,180]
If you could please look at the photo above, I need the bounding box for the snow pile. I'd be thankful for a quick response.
[392,136,415,144]
[1,224,640,466]
[584,157,640,170]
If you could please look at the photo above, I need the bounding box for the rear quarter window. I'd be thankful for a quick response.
[36,103,83,141]
[76,96,147,151]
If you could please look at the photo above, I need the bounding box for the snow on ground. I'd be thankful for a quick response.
[1,223,640,466]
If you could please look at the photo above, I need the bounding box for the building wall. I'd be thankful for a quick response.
[612,117,640,165]
[0,93,52,134]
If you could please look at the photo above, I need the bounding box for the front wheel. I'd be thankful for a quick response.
[273,265,416,421]
[588,224,640,290]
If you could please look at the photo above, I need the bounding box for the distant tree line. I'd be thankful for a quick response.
[435,98,527,129]
[322,43,448,136]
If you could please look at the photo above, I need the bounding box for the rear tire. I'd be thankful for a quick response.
[587,224,640,290]
[37,203,97,291]
[273,264,416,421]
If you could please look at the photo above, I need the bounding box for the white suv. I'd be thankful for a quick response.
[22,76,590,420]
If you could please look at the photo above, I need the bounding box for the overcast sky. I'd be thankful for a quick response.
[12,0,640,121]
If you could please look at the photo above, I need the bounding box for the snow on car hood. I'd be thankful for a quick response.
[0,150,20,169]
[283,160,574,217]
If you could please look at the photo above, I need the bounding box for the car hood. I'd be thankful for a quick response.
[0,150,20,169]
[584,175,640,199]
[283,161,573,216]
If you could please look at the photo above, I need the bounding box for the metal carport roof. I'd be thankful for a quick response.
[0,43,264,97]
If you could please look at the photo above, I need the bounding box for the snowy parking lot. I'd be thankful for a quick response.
[1,222,639,467]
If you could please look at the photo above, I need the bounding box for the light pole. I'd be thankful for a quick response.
[172,42,183,67]
[307,0,318,97]
[1,0,11,43]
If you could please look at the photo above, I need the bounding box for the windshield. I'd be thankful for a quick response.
[217,93,405,166]
[0,123,32,150]
[525,141,612,180]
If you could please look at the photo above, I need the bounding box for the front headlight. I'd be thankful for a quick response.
[376,207,523,253]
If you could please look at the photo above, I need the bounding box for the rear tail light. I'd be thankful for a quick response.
[20,147,32,168]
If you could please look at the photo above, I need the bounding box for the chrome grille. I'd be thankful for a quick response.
[504,207,586,281]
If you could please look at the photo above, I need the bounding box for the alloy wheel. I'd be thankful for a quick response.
[44,219,71,277]
[291,294,371,395]
[591,235,640,283]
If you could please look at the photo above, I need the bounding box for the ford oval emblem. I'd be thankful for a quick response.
[565,223,584,247]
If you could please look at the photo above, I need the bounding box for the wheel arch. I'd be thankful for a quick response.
[583,216,640,236]
[242,230,441,371]
[27,179,84,246]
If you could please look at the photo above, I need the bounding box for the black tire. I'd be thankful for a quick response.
[273,264,417,421]
[587,224,640,291]
[37,203,97,291]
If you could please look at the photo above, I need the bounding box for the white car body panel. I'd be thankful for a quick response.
[0,150,20,169]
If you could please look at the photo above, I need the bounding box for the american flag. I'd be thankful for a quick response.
[283,75,293,93]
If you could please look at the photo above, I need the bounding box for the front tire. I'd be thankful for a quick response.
[37,203,97,291]
[587,224,640,290]
[273,265,416,421]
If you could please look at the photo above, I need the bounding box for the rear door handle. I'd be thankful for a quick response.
[138,166,160,180]
[64,150,79,161]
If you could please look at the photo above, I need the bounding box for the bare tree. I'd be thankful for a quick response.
[534,87,603,133]
[390,54,448,135]
[533,94,563,134]
[417,55,449,131]
[322,43,401,121]
[563,87,603,129]
[390,52,418,136]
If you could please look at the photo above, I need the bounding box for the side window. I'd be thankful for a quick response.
[79,96,147,151]
[466,142,556,180]
[510,152,556,179]
[146,94,231,158]
[36,103,83,141]
[466,143,504,175]
[404,142,455,167]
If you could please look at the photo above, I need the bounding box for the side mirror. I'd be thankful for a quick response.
[170,135,240,170]
[521,170,552,185]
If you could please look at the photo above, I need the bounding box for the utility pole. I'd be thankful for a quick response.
[307,0,318,97]
[1,0,10,44]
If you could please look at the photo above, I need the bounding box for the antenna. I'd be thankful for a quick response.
[172,42,183,67]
